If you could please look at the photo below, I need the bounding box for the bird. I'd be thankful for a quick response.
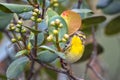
[63,31,86,63]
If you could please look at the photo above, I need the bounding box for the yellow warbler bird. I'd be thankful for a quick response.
[61,10,86,63]
[63,31,86,63]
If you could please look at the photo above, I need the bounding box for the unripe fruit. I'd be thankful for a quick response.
[53,29,58,35]
[11,38,17,43]
[47,34,53,41]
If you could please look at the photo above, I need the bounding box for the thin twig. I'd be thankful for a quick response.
[84,26,105,80]
[34,59,84,80]
[41,0,46,19]
[77,0,82,9]
[27,61,35,80]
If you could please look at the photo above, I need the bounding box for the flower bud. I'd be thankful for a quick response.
[15,28,20,32]
[61,38,66,42]
[17,20,23,25]
[47,34,53,41]
[53,3,59,7]
[32,12,37,16]
[30,16,36,21]
[38,11,41,14]
[10,23,14,27]
[16,24,21,28]
[21,28,26,33]
[55,19,60,25]
[11,26,15,31]
[53,0,58,3]
[53,29,58,35]
[17,36,22,41]
[58,23,63,28]
[64,34,69,39]
[34,8,39,13]
[36,18,42,23]
[50,21,55,26]
[11,38,17,43]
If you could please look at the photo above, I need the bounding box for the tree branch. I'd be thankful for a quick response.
[77,0,82,9]
[84,26,105,80]
[34,59,84,80]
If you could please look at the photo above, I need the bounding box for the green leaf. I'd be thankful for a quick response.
[0,74,7,80]
[6,57,29,79]
[45,68,57,80]
[28,32,44,46]
[46,8,59,19]
[75,43,104,63]
[48,16,68,39]
[82,16,106,29]
[81,25,98,35]
[105,15,120,35]
[37,50,58,63]
[15,49,29,57]
[102,1,120,14]
[0,32,3,41]
[97,0,113,8]
[0,11,13,30]
[19,11,32,20]
[39,45,66,59]
[0,3,33,13]
[24,26,41,34]
[72,9,93,14]
[38,20,48,31]
[37,32,44,46]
